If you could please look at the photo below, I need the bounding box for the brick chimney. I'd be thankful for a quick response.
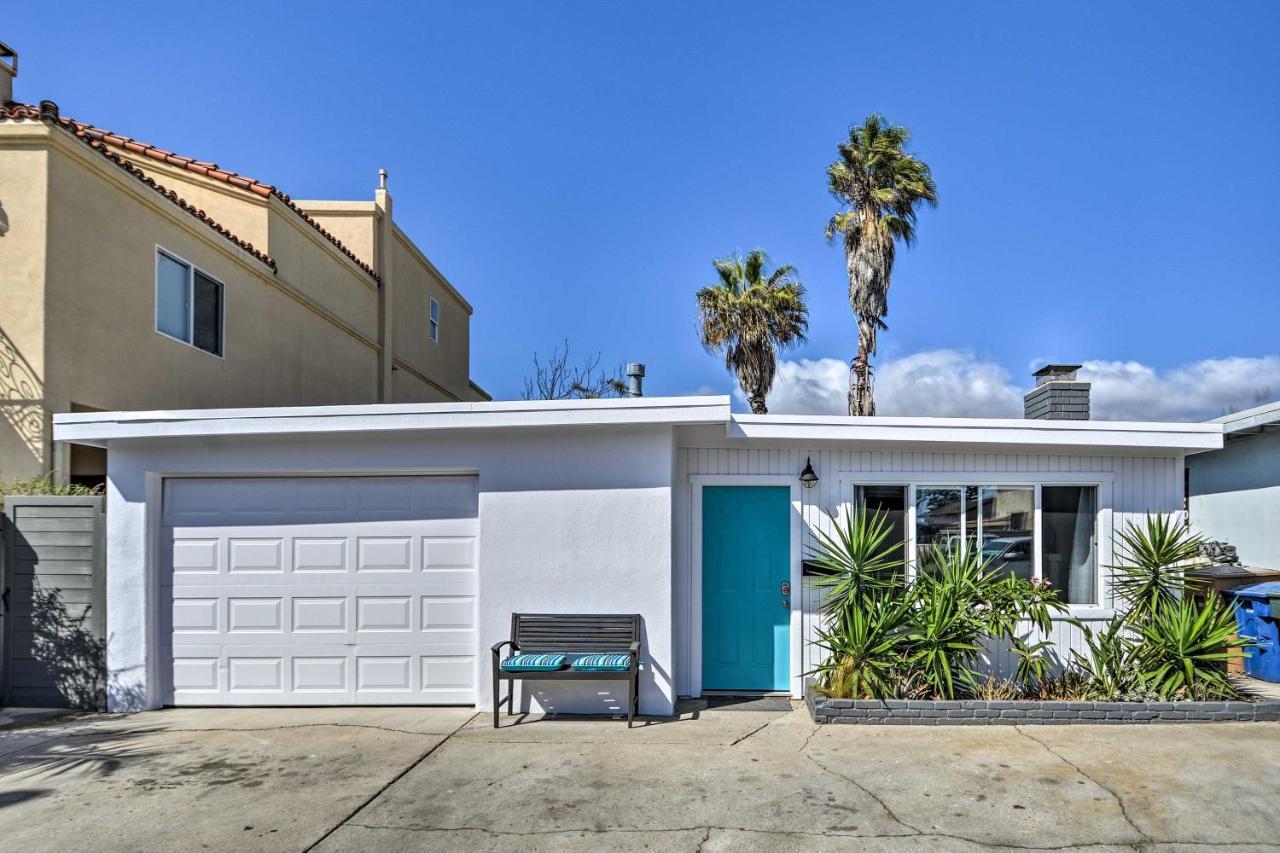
[1024,364,1090,420]
[0,42,16,104]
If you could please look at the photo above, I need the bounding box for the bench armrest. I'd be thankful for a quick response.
[491,640,518,657]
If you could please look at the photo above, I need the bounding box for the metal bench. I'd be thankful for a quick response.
[491,613,641,728]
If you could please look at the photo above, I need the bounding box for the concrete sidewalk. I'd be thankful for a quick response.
[1,703,1278,851]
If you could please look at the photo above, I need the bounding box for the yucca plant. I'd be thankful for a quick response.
[1069,620,1145,700]
[904,578,982,699]
[810,593,913,699]
[916,540,1066,640]
[1110,513,1207,624]
[807,508,902,627]
[1135,595,1246,700]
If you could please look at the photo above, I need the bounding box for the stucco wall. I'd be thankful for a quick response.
[2,124,484,482]
[42,144,380,418]
[0,130,48,480]
[1188,431,1280,568]
[390,228,473,403]
[100,424,676,715]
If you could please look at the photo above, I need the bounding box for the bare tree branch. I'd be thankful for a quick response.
[522,340,627,400]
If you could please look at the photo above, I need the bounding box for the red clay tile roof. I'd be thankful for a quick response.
[0,100,379,283]
[1,101,277,272]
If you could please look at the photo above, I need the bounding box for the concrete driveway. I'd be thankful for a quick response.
[1,703,1277,852]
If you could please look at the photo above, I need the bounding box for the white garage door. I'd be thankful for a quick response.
[161,476,479,706]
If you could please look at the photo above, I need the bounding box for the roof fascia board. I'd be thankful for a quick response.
[53,397,733,445]
[728,415,1222,452]
[1212,401,1280,434]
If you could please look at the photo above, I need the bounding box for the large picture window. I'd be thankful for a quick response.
[156,249,223,356]
[864,481,1100,607]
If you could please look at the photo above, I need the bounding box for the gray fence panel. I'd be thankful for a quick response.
[1,495,106,709]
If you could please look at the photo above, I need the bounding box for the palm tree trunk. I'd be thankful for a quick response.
[848,345,874,416]
[748,393,768,415]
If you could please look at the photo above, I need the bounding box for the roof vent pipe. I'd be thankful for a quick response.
[0,42,17,104]
[625,363,645,398]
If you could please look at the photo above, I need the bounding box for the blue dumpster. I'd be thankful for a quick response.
[1231,582,1280,682]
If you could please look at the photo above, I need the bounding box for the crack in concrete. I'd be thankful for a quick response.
[794,725,1162,851]
[337,821,1165,850]
[796,722,922,838]
[302,712,478,853]
[728,715,780,746]
[1015,726,1152,846]
[37,722,452,739]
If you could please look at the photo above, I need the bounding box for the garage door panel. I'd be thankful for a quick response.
[162,476,478,706]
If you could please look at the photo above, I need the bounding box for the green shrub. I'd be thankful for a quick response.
[807,516,1067,700]
[1110,513,1207,625]
[1134,595,1243,700]
[0,474,102,512]
[807,508,901,624]
[811,592,913,699]
[807,509,1246,702]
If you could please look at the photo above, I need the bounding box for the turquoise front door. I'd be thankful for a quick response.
[701,486,791,692]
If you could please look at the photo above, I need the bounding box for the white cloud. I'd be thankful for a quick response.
[748,351,1280,422]
[1080,358,1280,421]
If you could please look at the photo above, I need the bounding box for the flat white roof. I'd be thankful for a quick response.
[53,395,1223,453]
[1210,399,1280,435]
[53,396,733,446]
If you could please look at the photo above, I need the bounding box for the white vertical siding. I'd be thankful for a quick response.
[672,426,1184,696]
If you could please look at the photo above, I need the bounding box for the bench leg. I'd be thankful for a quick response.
[492,669,500,729]
[628,671,638,728]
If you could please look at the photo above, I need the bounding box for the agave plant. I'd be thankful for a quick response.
[1135,595,1246,700]
[809,593,913,699]
[807,508,902,626]
[1110,513,1207,624]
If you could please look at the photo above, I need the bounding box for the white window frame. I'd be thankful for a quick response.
[428,297,440,343]
[837,472,1114,618]
[155,246,225,358]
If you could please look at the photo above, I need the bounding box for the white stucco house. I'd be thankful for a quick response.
[53,387,1222,715]
[1188,399,1280,569]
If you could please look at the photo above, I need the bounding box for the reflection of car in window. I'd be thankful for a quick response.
[981,536,1033,580]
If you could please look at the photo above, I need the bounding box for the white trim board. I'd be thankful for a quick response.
[688,475,805,699]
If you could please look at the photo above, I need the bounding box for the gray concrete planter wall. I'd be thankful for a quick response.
[807,688,1280,725]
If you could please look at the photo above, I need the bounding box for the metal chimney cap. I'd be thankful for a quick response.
[625,363,645,376]
[1033,363,1082,384]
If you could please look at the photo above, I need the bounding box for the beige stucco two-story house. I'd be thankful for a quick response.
[0,47,487,484]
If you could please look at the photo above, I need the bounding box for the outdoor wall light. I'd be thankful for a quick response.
[799,457,819,489]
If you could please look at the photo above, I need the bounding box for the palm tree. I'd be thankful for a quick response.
[826,114,937,416]
[697,250,808,414]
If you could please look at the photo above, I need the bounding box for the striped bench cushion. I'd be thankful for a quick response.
[500,653,567,672]
[569,653,633,671]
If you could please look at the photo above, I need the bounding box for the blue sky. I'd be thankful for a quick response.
[7,2,1279,417]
